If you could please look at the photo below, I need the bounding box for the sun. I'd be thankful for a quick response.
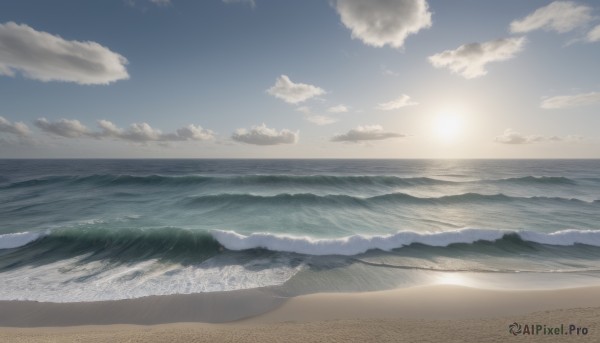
[433,110,463,142]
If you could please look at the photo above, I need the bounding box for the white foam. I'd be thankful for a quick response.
[0,231,43,249]
[211,228,600,256]
[0,255,302,302]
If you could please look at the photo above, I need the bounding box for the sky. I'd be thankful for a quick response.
[0,0,599,158]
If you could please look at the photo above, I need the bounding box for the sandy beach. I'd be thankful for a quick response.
[1,285,599,342]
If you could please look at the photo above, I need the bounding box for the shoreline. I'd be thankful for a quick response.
[2,285,600,342]
[1,284,599,325]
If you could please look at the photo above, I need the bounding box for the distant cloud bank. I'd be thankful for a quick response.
[232,124,298,145]
[331,125,404,143]
[34,118,214,143]
[541,92,600,109]
[495,129,582,144]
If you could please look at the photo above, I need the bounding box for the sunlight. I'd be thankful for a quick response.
[433,109,464,142]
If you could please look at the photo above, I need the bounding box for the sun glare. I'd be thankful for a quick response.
[433,110,463,142]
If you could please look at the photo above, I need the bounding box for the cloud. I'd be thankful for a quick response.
[376,94,418,110]
[35,118,214,142]
[35,118,91,138]
[231,124,298,145]
[267,75,325,104]
[548,134,583,142]
[296,106,337,125]
[587,25,600,42]
[0,116,30,137]
[493,129,581,144]
[0,22,129,85]
[428,37,525,79]
[99,121,215,142]
[334,0,432,48]
[510,1,592,34]
[222,0,255,7]
[327,104,349,113]
[331,125,404,143]
[541,91,600,109]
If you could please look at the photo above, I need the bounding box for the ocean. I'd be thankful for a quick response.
[1,159,599,302]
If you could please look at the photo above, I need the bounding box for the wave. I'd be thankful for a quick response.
[1,174,589,190]
[183,192,594,208]
[3,227,600,257]
[494,176,577,185]
[0,231,44,249]
[212,228,600,256]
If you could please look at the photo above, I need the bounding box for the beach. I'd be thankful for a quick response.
[1,285,599,342]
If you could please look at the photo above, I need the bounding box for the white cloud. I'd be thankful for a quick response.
[376,94,418,110]
[587,25,600,42]
[267,75,325,104]
[494,129,543,144]
[231,124,298,145]
[510,1,592,34]
[175,124,216,141]
[428,37,525,79]
[327,104,350,113]
[0,116,30,137]
[541,92,600,109]
[222,0,255,7]
[98,121,215,142]
[35,118,91,138]
[549,134,583,142]
[0,22,129,85]
[331,125,404,143]
[334,0,432,48]
[35,118,214,142]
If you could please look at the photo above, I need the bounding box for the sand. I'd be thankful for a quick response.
[1,285,600,342]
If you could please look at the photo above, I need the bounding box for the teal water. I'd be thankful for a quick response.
[1,159,599,302]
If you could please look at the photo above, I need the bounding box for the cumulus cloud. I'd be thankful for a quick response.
[267,75,325,104]
[510,1,592,34]
[494,129,581,144]
[428,37,525,79]
[331,125,404,143]
[35,118,214,143]
[99,121,214,142]
[0,116,30,137]
[231,124,298,145]
[296,106,337,125]
[587,24,600,42]
[376,94,418,110]
[541,92,600,109]
[0,22,129,85]
[35,118,91,138]
[334,0,432,48]
[327,104,349,113]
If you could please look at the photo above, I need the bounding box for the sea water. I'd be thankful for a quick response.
[1,159,599,302]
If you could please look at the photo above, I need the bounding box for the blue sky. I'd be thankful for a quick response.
[1,0,599,158]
